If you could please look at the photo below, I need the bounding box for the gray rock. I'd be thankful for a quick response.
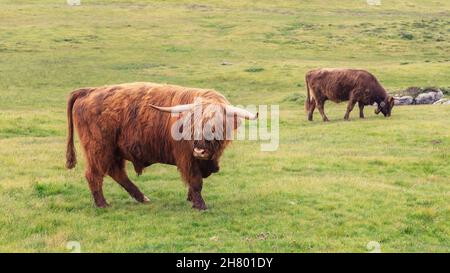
[394,96,414,105]
[415,90,443,104]
[433,98,449,105]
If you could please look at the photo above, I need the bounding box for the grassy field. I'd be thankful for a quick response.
[0,0,449,252]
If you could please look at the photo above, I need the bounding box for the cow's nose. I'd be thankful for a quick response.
[193,148,210,159]
[196,148,205,155]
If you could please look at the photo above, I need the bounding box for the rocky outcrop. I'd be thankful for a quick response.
[393,87,446,105]
[415,90,443,104]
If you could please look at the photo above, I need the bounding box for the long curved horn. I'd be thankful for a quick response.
[149,104,194,113]
[226,105,258,120]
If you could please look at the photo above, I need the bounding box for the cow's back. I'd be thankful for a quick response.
[72,82,227,130]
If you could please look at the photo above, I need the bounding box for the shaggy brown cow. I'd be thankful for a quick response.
[66,82,257,210]
[305,68,394,121]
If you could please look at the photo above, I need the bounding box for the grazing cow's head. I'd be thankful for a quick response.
[375,96,395,117]
[150,101,258,160]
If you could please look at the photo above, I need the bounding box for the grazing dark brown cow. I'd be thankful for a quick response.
[304,68,394,121]
[66,82,257,210]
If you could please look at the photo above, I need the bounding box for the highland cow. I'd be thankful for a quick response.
[66,82,258,210]
[305,68,394,121]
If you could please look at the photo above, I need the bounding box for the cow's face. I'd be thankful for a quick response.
[375,96,395,117]
[150,100,258,160]
[192,103,256,160]
[190,103,229,160]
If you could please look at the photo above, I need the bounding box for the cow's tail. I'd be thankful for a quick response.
[304,74,311,112]
[66,89,85,169]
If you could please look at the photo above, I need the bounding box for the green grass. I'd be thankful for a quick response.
[0,0,449,252]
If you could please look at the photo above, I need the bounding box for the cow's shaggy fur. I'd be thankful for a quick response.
[305,68,394,121]
[66,82,239,210]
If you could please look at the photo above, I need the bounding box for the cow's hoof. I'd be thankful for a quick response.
[192,203,207,210]
[133,193,150,203]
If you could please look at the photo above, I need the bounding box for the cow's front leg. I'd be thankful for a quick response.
[358,102,365,119]
[344,100,356,120]
[188,175,207,210]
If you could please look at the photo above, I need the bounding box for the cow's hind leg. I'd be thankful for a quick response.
[358,102,365,119]
[344,99,357,120]
[85,168,108,208]
[308,99,316,121]
[108,160,149,203]
[316,100,329,122]
[187,187,193,202]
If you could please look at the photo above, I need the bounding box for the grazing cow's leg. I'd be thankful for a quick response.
[85,168,108,208]
[308,99,316,121]
[316,101,329,122]
[188,175,207,210]
[186,187,193,202]
[108,161,149,203]
[358,102,365,119]
[344,100,357,120]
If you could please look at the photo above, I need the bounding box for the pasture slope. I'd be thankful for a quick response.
[0,0,449,252]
